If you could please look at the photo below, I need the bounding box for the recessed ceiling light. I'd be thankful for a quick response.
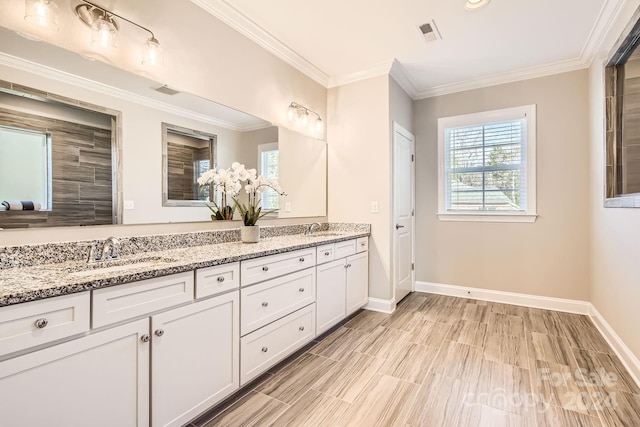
[465,0,490,10]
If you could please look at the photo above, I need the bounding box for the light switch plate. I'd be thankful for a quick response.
[124,200,135,210]
[371,201,379,213]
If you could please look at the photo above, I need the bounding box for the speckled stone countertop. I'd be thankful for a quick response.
[0,227,370,307]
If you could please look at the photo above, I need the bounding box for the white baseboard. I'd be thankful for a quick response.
[589,305,640,388]
[364,297,395,314]
[415,281,591,314]
[415,281,640,388]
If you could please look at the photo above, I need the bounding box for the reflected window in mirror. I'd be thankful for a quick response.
[605,9,640,207]
[0,82,119,229]
[258,142,279,210]
[0,127,51,210]
[162,123,217,207]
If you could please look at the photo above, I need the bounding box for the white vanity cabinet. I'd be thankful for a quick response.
[0,318,150,427]
[151,291,239,427]
[316,237,369,334]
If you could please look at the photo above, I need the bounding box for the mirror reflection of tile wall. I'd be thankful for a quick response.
[0,106,114,228]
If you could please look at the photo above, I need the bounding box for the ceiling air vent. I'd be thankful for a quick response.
[154,84,180,95]
[419,20,442,42]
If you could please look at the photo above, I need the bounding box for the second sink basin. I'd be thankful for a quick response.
[67,256,176,278]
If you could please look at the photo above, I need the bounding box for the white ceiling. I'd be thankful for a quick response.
[193,0,623,98]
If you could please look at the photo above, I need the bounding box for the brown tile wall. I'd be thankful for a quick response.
[167,142,208,201]
[0,107,113,228]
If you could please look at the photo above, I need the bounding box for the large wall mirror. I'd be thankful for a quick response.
[605,7,640,207]
[0,26,326,228]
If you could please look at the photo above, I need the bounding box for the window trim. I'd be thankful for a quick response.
[437,105,537,223]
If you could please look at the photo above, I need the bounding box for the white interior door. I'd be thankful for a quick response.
[393,123,415,304]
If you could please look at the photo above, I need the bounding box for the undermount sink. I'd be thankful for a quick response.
[66,256,176,278]
[304,232,344,238]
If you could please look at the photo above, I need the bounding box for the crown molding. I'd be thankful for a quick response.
[327,59,394,88]
[190,0,330,87]
[389,59,418,100]
[579,0,625,66]
[0,52,264,132]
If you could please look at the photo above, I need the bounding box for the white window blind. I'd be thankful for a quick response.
[445,119,527,212]
[258,144,279,210]
[437,105,537,223]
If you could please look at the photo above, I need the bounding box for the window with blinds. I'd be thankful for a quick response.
[437,105,537,222]
[258,143,279,210]
[445,119,526,212]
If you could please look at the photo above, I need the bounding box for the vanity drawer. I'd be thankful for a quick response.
[241,248,316,286]
[240,268,315,336]
[240,304,315,385]
[334,239,357,259]
[195,262,239,299]
[0,292,90,358]
[316,244,335,265]
[356,237,369,253]
[92,272,194,328]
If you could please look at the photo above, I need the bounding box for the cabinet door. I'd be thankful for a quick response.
[346,252,369,315]
[0,318,149,427]
[151,292,239,427]
[316,259,346,335]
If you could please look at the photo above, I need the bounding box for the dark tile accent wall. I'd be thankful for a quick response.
[623,75,640,193]
[167,142,208,200]
[0,107,113,228]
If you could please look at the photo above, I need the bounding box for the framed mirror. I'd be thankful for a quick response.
[605,8,640,207]
[162,123,217,207]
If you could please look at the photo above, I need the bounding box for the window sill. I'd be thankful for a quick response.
[437,213,538,223]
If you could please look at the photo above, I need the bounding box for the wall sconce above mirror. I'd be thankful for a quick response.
[287,102,323,135]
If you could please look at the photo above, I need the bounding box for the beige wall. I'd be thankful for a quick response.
[328,75,392,300]
[589,0,640,359]
[414,70,591,300]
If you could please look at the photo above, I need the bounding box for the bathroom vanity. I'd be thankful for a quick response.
[0,224,369,427]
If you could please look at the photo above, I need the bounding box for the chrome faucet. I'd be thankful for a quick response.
[101,237,121,261]
[305,222,322,236]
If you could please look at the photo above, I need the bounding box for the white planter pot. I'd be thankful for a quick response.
[240,225,260,243]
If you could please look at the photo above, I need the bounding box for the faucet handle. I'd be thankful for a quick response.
[78,242,100,263]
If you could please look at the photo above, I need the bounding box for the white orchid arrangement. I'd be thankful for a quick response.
[198,162,286,224]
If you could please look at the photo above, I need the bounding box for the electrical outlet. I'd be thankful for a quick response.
[371,201,379,213]
[285,202,291,212]
[124,200,135,210]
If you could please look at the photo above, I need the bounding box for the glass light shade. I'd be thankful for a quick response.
[465,0,490,10]
[315,117,323,134]
[24,0,59,31]
[287,104,296,121]
[91,15,118,49]
[142,37,163,66]
[301,111,309,127]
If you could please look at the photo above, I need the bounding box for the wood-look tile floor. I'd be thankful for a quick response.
[194,293,640,427]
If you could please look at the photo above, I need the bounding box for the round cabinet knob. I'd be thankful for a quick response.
[299,257,305,262]
[34,318,48,329]
[360,243,366,246]
[140,334,150,343]
[262,347,269,353]
[155,329,165,337]
[262,302,269,307]
[324,251,330,256]
[299,288,305,293]
[262,266,269,272]
[299,326,305,331]
[217,276,225,283]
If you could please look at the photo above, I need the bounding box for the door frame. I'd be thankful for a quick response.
[392,122,416,305]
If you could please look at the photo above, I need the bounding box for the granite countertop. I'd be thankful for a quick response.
[0,231,369,307]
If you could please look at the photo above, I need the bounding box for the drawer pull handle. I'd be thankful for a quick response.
[262,302,269,307]
[262,347,269,353]
[299,287,305,293]
[324,251,330,256]
[262,266,269,272]
[299,257,305,262]
[140,334,150,343]
[34,318,48,329]
[299,326,305,331]
[217,276,225,283]
[360,243,366,246]
[155,329,165,337]
[348,263,352,268]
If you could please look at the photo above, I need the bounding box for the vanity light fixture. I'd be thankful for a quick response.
[24,0,59,31]
[287,102,323,135]
[465,0,490,10]
[74,1,163,66]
